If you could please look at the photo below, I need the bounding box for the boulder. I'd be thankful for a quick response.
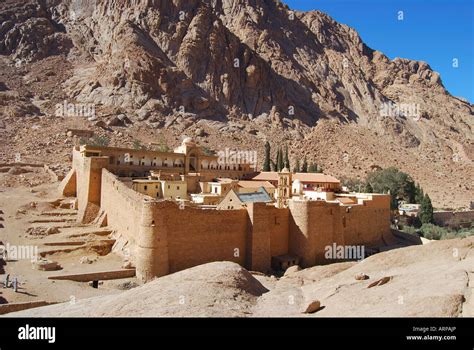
[45,227,60,235]
[33,259,61,271]
[301,300,321,314]
[355,273,369,281]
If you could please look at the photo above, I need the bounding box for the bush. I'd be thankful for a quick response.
[419,223,450,240]
[81,135,110,147]
[399,225,419,236]
[401,223,474,240]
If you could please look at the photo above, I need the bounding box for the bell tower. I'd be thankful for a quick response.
[277,168,292,208]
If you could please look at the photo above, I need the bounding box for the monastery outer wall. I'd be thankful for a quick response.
[433,210,474,228]
[245,203,289,272]
[341,195,391,247]
[288,200,344,267]
[74,149,109,223]
[288,196,390,267]
[136,201,249,281]
[101,169,146,258]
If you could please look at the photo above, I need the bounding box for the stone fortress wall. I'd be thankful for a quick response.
[61,145,392,282]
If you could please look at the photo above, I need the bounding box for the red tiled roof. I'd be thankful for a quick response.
[252,172,340,184]
[238,180,275,189]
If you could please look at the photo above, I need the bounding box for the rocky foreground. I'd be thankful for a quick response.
[7,236,473,317]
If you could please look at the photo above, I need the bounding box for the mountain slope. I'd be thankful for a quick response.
[0,0,472,208]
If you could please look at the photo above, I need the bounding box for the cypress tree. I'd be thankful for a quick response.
[263,141,271,171]
[420,194,434,224]
[270,159,277,172]
[293,159,300,173]
[308,163,318,173]
[284,145,290,169]
[364,182,373,193]
[414,183,424,204]
[301,156,308,173]
[277,147,284,171]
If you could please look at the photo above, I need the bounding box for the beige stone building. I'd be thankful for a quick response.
[217,187,273,210]
[60,140,392,283]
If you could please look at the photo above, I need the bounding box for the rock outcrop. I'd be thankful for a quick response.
[7,237,474,317]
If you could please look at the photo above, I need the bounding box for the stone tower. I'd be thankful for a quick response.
[277,167,292,208]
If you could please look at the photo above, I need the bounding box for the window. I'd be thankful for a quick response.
[214,188,218,194]
[144,185,148,190]
[177,186,180,190]
[168,185,170,189]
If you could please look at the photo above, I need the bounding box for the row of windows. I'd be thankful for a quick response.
[143,185,181,190]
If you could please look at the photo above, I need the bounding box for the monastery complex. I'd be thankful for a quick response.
[59,138,391,282]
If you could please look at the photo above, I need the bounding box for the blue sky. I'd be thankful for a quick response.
[283,0,474,103]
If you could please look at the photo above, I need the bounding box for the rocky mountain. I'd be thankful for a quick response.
[0,0,473,208]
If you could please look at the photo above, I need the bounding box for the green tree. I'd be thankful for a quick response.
[364,182,373,193]
[341,177,364,192]
[420,194,434,224]
[293,159,300,173]
[275,148,279,171]
[277,147,284,171]
[301,156,308,173]
[133,139,142,150]
[284,145,290,169]
[263,141,271,171]
[414,183,424,204]
[270,159,277,172]
[366,167,416,203]
[390,194,399,211]
[308,163,318,173]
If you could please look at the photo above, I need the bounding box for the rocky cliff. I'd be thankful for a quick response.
[0,0,473,208]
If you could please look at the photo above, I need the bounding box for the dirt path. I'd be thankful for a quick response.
[0,182,135,308]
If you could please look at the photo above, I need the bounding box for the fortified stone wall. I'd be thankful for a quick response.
[341,195,391,247]
[433,210,474,228]
[134,200,249,281]
[288,197,391,267]
[64,147,392,282]
[164,204,248,273]
[101,169,146,259]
